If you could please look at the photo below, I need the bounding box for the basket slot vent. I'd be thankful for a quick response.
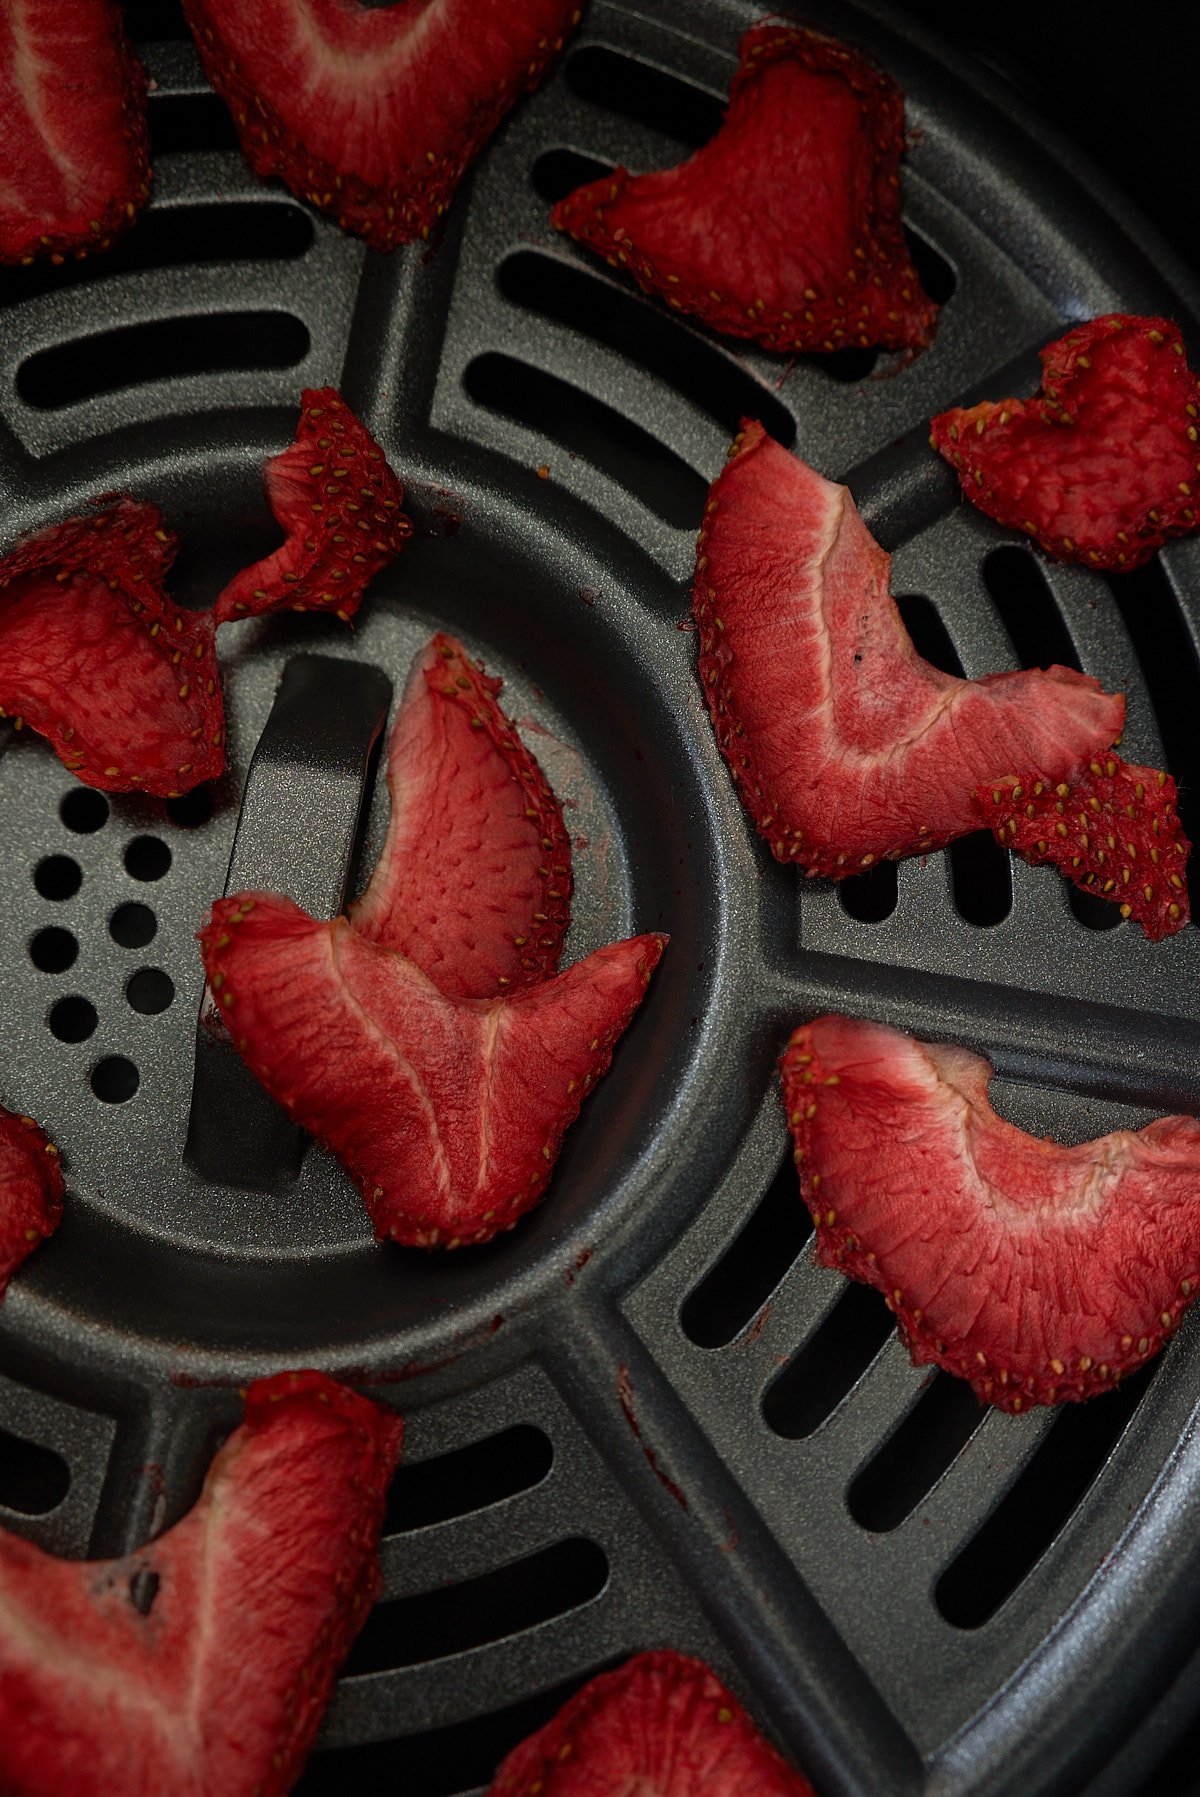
[499,251,796,448]
[1066,884,1124,932]
[463,354,707,528]
[383,1425,553,1533]
[935,1363,1155,1629]
[847,1374,987,1530]
[839,861,899,923]
[895,592,962,676]
[904,228,957,305]
[341,1538,608,1677]
[147,92,241,157]
[126,1,190,42]
[0,1428,70,1516]
[2,203,314,309]
[680,1153,812,1348]
[564,46,723,149]
[982,546,1082,673]
[17,312,310,411]
[1107,561,1200,912]
[762,1283,895,1439]
[531,148,613,204]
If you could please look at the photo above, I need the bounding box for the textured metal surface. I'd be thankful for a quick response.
[0,2,1198,1792]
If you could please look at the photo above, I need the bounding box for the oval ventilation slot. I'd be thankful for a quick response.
[147,91,242,156]
[17,312,310,410]
[531,148,614,204]
[839,861,899,923]
[762,1283,895,1439]
[463,354,707,527]
[935,1363,1156,1628]
[564,46,723,147]
[0,1428,70,1515]
[904,227,957,304]
[681,1153,813,1348]
[124,0,191,41]
[341,1537,608,1676]
[847,1373,987,1531]
[983,546,1081,672]
[383,1425,553,1533]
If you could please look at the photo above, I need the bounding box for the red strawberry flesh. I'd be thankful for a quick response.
[930,314,1200,569]
[0,0,151,266]
[199,893,665,1248]
[0,1369,403,1797]
[214,388,410,626]
[0,1107,63,1300]
[348,634,572,997]
[0,499,225,796]
[976,756,1191,940]
[552,23,937,357]
[182,0,582,251]
[488,1649,815,1795]
[782,1014,1200,1410]
[695,420,1124,874]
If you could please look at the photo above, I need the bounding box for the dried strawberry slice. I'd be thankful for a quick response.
[930,314,1200,569]
[552,23,937,357]
[0,499,225,796]
[214,389,410,626]
[695,420,1124,874]
[199,893,665,1249]
[488,1650,815,1795]
[182,0,581,250]
[0,1369,402,1797]
[782,1015,1200,1411]
[0,0,151,266]
[348,635,572,997]
[0,1107,63,1302]
[977,756,1191,940]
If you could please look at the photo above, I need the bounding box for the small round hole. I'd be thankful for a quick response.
[126,968,174,1015]
[166,786,214,828]
[29,927,78,973]
[49,996,98,1042]
[124,836,171,882]
[60,789,109,834]
[33,855,83,901]
[91,1056,139,1104]
[109,903,156,949]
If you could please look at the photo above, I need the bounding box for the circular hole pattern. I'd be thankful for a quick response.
[124,836,172,882]
[166,786,214,829]
[59,789,109,834]
[33,855,83,901]
[29,927,78,973]
[49,996,98,1042]
[126,968,175,1015]
[91,1056,139,1104]
[109,903,156,949]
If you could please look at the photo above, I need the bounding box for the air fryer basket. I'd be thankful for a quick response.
[2,2,1199,1792]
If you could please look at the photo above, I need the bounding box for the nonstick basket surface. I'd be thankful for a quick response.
[2,3,1200,1793]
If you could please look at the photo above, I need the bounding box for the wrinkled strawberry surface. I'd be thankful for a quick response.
[931,314,1200,568]
[782,1015,1200,1409]
[0,1107,63,1301]
[553,23,936,356]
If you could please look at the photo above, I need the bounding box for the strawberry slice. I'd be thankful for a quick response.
[199,894,665,1248]
[213,389,411,626]
[182,0,582,251]
[0,1369,402,1797]
[552,23,937,357]
[0,499,225,796]
[488,1650,815,1795]
[695,420,1124,875]
[977,756,1191,940]
[0,0,151,266]
[0,1107,63,1301]
[930,315,1200,569]
[782,1015,1200,1411]
[347,635,572,997]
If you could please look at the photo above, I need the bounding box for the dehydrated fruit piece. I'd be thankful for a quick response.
[0,1106,63,1301]
[199,893,665,1248]
[348,634,572,997]
[182,0,582,251]
[694,420,1124,874]
[552,23,937,356]
[488,1649,815,1794]
[0,1369,402,1797]
[214,389,411,625]
[977,757,1191,940]
[0,0,151,266]
[0,499,225,796]
[930,314,1200,569]
[782,1014,1200,1410]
